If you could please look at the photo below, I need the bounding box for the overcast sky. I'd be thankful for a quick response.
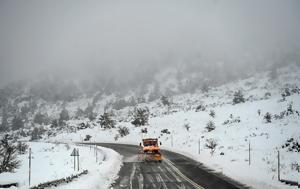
[0,0,300,87]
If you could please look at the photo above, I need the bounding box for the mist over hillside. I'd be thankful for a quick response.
[1,0,300,93]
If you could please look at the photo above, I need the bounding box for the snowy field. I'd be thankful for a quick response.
[51,65,300,189]
[0,142,122,189]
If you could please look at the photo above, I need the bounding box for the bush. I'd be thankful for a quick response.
[34,112,49,125]
[131,107,150,127]
[160,96,170,106]
[233,90,245,105]
[205,121,215,132]
[11,116,24,131]
[17,142,28,155]
[209,110,215,118]
[161,129,170,134]
[282,138,300,152]
[223,114,241,125]
[59,108,69,126]
[195,104,206,112]
[84,135,92,141]
[31,127,44,141]
[98,113,116,129]
[183,123,190,131]
[264,112,272,123]
[118,126,130,137]
[205,138,218,155]
[0,135,20,173]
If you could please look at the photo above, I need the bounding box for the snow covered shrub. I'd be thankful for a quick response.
[0,135,20,173]
[17,142,28,155]
[34,112,50,125]
[59,108,70,126]
[99,112,116,129]
[31,127,44,141]
[201,83,210,93]
[50,119,59,128]
[160,96,170,106]
[161,129,170,134]
[11,116,24,131]
[205,121,216,132]
[257,109,261,116]
[291,162,300,172]
[205,138,218,155]
[141,128,148,133]
[84,135,92,141]
[195,104,206,112]
[223,114,241,125]
[264,92,271,99]
[282,138,300,152]
[183,123,190,131]
[209,110,215,118]
[232,90,245,105]
[131,107,149,126]
[263,112,272,123]
[274,102,300,119]
[118,126,130,137]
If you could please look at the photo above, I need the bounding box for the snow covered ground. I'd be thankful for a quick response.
[0,142,122,189]
[51,65,300,189]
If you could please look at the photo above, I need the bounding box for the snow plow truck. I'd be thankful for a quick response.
[139,138,162,162]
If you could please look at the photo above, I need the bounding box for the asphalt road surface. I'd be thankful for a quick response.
[97,143,248,189]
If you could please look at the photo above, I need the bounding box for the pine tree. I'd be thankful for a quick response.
[98,112,115,129]
[131,107,150,126]
[59,108,69,126]
[160,96,170,106]
[0,109,9,132]
[11,116,23,131]
[233,90,245,104]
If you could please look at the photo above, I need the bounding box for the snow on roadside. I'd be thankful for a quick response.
[0,142,122,189]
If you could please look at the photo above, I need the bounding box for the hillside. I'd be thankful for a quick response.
[1,64,300,188]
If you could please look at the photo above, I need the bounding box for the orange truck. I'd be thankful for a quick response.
[139,138,162,162]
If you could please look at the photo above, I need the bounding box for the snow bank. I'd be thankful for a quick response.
[0,142,122,189]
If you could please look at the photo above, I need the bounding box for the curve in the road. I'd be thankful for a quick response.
[96,143,249,189]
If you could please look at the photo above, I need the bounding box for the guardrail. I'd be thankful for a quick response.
[279,179,300,188]
[30,170,88,189]
[0,183,18,188]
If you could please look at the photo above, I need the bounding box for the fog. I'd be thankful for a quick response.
[0,0,300,88]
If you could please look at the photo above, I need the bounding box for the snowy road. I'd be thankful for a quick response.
[97,143,248,189]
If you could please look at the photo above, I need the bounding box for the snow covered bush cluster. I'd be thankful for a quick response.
[222,114,241,125]
[282,138,300,152]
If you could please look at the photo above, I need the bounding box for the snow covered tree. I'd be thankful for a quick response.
[0,135,20,173]
[0,109,9,132]
[205,138,218,155]
[17,142,28,155]
[118,126,130,137]
[160,96,170,106]
[59,108,69,126]
[209,110,216,118]
[33,112,49,125]
[11,116,23,131]
[51,119,59,128]
[264,112,272,123]
[99,112,116,129]
[75,108,85,119]
[31,127,43,141]
[205,120,216,132]
[131,107,150,127]
[233,90,245,104]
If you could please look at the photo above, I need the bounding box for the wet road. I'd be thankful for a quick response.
[97,143,248,189]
